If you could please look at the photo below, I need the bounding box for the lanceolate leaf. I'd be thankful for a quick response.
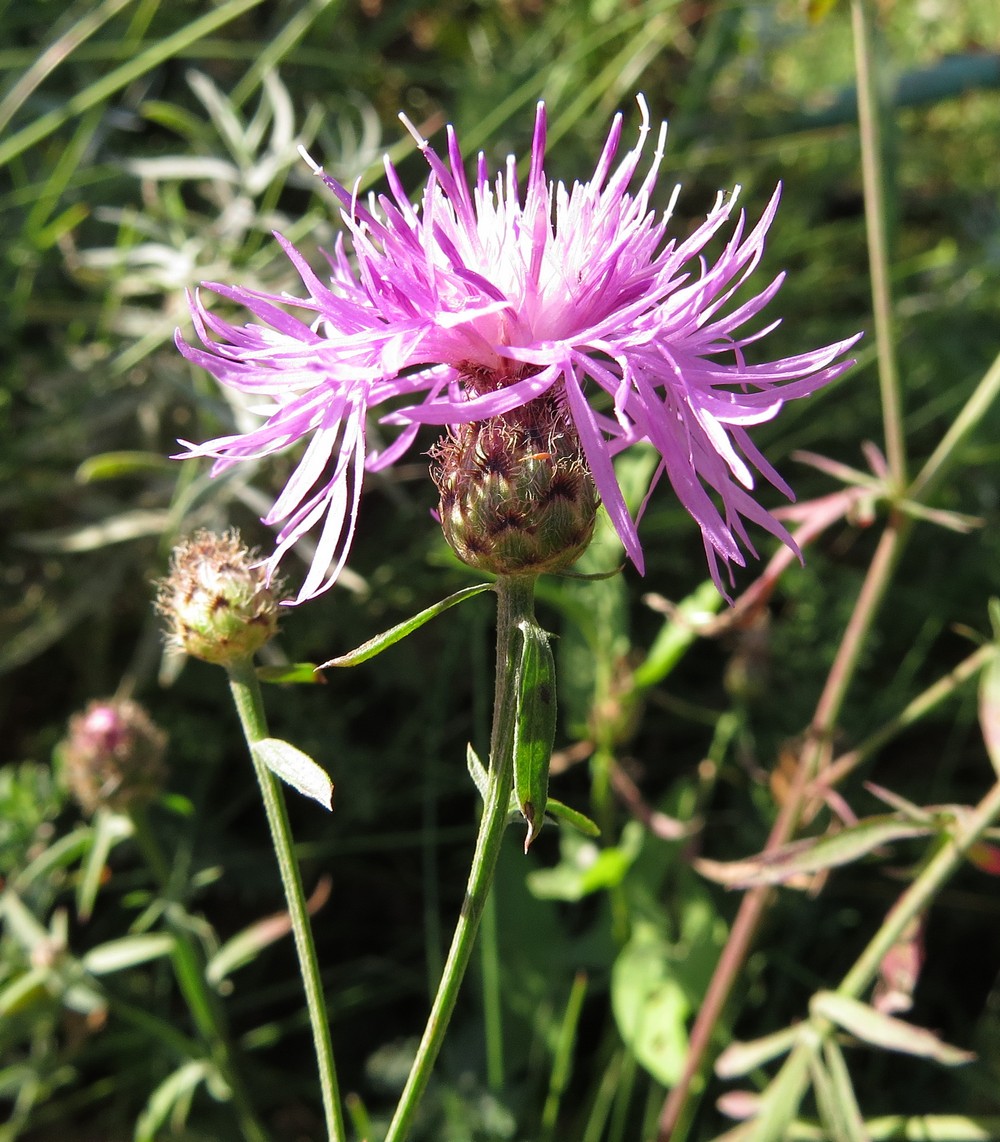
[695,815,937,889]
[251,738,333,810]
[317,583,493,668]
[811,992,975,1065]
[257,662,327,685]
[513,619,557,852]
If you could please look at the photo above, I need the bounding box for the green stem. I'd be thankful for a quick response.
[384,575,536,1142]
[852,0,907,488]
[226,658,346,1142]
[129,808,269,1142]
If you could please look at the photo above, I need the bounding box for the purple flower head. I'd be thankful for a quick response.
[177,96,860,603]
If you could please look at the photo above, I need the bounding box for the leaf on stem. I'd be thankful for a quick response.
[513,619,557,852]
[251,738,333,810]
[810,992,975,1065]
[257,662,327,685]
[695,815,937,889]
[317,583,493,668]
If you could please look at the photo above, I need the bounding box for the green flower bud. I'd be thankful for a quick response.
[157,530,283,665]
[432,392,598,577]
[60,699,167,815]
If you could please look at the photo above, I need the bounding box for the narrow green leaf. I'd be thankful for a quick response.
[822,1039,869,1142]
[695,815,936,888]
[82,933,176,975]
[0,967,50,1018]
[135,1060,211,1142]
[746,1040,814,1142]
[318,583,492,667]
[715,1025,800,1079]
[77,809,133,922]
[257,662,327,685]
[545,797,601,838]
[75,451,173,482]
[251,738,333,810]
[811,992,975,1065]
[467,743,488,800]
[632,579,724,691]
[809,1050,854,1142]
[513,619,557,852]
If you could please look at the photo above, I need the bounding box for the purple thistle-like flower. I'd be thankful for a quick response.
[177,96,860,603]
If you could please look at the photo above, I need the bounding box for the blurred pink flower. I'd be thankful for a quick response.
[177,97,860,602]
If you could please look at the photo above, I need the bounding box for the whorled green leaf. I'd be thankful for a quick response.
[811,992,975,1065]
[822,1038,869,1142]
[696,815,937,889]
[317,583,492,668]
[979,649,1000,778]
[513,619,557,852]
[257,662,327,685]
[251,738,333,810]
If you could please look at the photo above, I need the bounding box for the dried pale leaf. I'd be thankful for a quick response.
[696,816,934,888]
[811,992,975,1065]
[16,509,171,552]
[716,1090,761,1121]
[715,1025,799,1079]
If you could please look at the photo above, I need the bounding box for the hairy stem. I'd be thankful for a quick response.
[383,575,535,1142]
[227,658,346,1142]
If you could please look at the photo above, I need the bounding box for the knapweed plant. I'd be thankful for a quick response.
[159,88,950,1142]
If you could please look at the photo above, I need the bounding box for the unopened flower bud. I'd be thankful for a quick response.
[157,530,282,665]
[61,699,167,815]
[432,391,598,577]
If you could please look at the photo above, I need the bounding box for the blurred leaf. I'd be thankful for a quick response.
[695,815,937,889]
[135,1059,212,1142]
[75,451,173,482]
[318,583,493,667]
[979,650,1000,778]
[716,1025,799,1079]
[206,876,331,985]
[811,992,975,1065]
[251,737,333,810]
[513,619,557,852]
[77,810,133,923]
[257,662,327,685]
[527,821,643,902]
[632,579,724,691]
[81,933,176,975]
[17,509,171,553]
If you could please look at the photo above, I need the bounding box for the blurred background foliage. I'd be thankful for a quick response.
[1,0,999,1139]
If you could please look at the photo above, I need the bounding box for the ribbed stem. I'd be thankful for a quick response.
[383,575,536,1142]
[226,658,346,1142]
